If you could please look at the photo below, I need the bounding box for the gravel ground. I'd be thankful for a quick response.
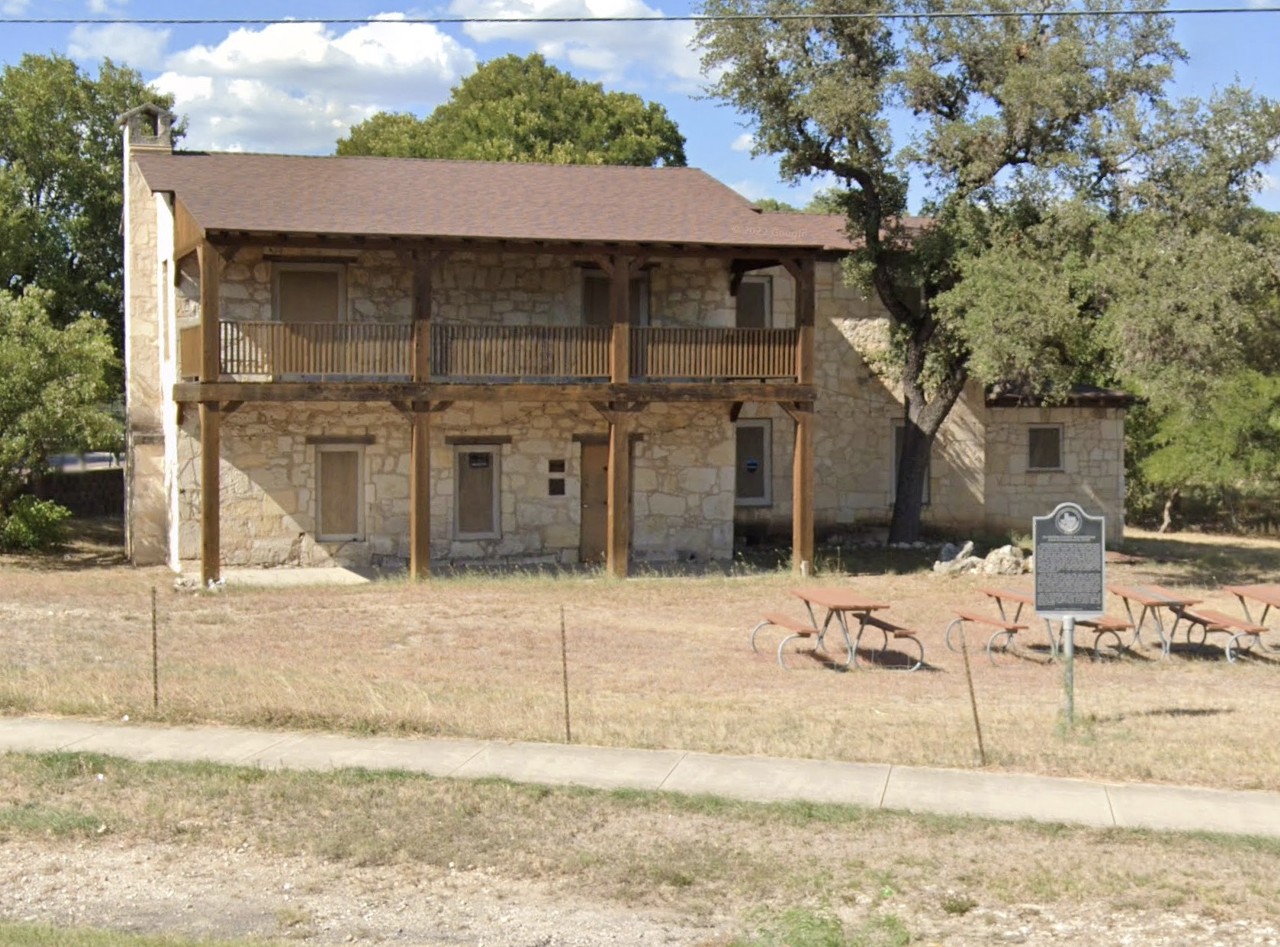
[4,837,1280,946]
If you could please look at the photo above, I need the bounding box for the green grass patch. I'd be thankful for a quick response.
[0,922,288,947]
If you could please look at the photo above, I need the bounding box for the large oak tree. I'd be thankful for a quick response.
[338,53,687,167]
[0,54,177,358]
[697,0,1280,542]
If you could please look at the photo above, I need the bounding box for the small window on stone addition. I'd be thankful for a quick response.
[1028,425,1064,472]
[548,459,566,497]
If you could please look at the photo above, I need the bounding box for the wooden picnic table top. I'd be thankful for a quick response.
[791,588,891,612]
[1107,584,1203,607]
[978,586,1035,605]
[1222,584,1280,609]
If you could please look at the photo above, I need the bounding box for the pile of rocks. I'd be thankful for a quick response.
[933,540,1031,576]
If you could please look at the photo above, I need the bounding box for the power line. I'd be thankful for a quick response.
[1,8,1279,26]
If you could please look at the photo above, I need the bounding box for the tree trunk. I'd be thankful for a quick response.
[887,372,968,545]
[888,418,934,544]
[1157,487,1180,534]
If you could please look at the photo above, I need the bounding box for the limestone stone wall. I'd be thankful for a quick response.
[175,400,736,571]
[144,225,1127,570]
[982,405,1127,540]
[731,261,1129,540]
[213,250,747,330]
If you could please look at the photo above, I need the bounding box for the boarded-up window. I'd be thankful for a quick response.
[582,271,649,327]
[892,422,930,505]
[317,447,362,540]
[736,276,771,329]
[456,447,500,538]
[276,265,344,323]
[736,420,771,506]
[1028,425,1064,471]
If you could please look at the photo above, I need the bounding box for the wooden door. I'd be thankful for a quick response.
[579,441,609,564]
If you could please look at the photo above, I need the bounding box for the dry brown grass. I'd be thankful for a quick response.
[2,521,1279,791]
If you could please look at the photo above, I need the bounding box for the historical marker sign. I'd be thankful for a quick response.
[1033,502,1106,620]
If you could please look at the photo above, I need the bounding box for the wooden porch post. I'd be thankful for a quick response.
[608,255,632,384]
[409,251,435,580]
[198,241,221,383]
[199,402,221,586]
[409,403,431,579]
[606,416,632,578]
[792,407,815,575]
[787,257,816,574]
[197,240,222,585]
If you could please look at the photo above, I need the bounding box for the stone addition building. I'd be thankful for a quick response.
[120,104,1129,583]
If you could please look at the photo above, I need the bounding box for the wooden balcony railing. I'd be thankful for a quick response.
[187,321,800,384]
[221,322,413,378]
[431,324,610,380]
[632,327,796,380]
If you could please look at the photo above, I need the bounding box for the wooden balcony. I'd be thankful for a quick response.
[179,321,799,384]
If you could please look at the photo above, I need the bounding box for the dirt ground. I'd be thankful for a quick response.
[3,521,1280,945]
[5,834,1279,946]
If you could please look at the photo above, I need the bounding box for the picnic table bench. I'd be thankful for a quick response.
[855,613,925,671]
[944,610,1031,665]
[1174,607,1268,663]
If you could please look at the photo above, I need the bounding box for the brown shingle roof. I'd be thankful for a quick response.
[133,152,856,251]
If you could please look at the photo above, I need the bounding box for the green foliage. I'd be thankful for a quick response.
[0,496,71,550]
[0,289,120,512]
[0,54,179,358]
[338,54,686,167]
[697,0,1280,540]
[752,197,804,213]
[1142,371,1280,489]
[733,908,911,947]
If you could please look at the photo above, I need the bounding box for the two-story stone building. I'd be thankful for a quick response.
[120,104,1128,583]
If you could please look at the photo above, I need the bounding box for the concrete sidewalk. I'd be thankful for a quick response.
[3,716,1279,839]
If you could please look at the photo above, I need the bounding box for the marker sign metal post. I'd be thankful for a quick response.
[1033,502,1106,727]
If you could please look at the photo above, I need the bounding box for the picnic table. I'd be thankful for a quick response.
[1223,584,1280,631]
[792,588,891,668]
[977,586,1058,657]
[751,588,925,670]
[1108,584,1203,658]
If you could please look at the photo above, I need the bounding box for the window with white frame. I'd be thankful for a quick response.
[1028,425,1064,471]
[735,420,772,506]
[455,445,502,539]
[736,275,772,328]
[892,422,931,505]
[275,263,346,323]
[316,445,364,541]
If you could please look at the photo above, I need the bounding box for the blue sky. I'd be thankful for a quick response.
[1,0,1277,210]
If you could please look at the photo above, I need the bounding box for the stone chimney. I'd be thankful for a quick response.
[118,103,176,152]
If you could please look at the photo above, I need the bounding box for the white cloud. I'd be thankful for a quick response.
[449,0,705,90]
[730,133,753,153]
[1,0,31,13]
[69,25,171,70]
[152,17,476,154]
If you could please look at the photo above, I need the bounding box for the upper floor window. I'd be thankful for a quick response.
[1028,425,1064,471]
[736,275,772,328]
[275,263,346,323]
[582,270,649,327]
